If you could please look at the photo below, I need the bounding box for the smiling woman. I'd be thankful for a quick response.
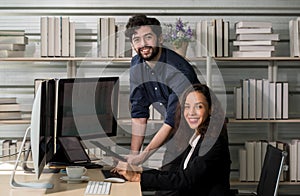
[114,83,231,196]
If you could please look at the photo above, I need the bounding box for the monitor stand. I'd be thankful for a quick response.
[10,126,53,189]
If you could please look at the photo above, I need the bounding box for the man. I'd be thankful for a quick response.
[125,14,200,166]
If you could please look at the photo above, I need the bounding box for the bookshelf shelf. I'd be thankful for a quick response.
[229,118,300,123]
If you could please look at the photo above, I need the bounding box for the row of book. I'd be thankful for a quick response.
[234,79,288,120]
[233,21,279,57]
[289,17,300,57]
[0,30,28,57]
[0,97,22,120]
[239,140,288,182]
[0,139,29,158]
[97,17,127,58]
[40,16,75,57]
[195,19,229,57]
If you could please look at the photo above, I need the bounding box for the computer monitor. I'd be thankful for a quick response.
[10,79,55,189]
[53,77,119,165]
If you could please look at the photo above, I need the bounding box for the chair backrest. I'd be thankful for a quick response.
[256,144,286,196]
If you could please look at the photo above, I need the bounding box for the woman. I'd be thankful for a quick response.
[115,84,231,196]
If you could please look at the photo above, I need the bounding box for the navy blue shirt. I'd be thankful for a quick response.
[130,47,200,127]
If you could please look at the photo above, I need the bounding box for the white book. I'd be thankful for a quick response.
[2,140,10,157]
[293,19,300,57]
[233,51,273,58]
[233,40,274,46]
[215,18,223,57]
[236,21,272,29]
[153,107,161,120]
[261,140,268,166]
[0,30,25,36]
[223,21,229,57]
[239,148,247,181]
[245,141,255,181]
[256,79,263,119]
[237,33,279,41]
[116,24,126,57]
[40,16,48,57]
[239,45,275,51]
[208,20,215,57]
[47,16,55,57]
[289,20,295,57]
[254,141,262,182]
[297,141,300,181]
[201,20,208,57]
[61,16,70,57]
[236,27,272,34]
[0,36,28,44]
[108,17,116,57]
[0,97,17,104]
[276,82,283,119]
[269,82,276,119]
[290,139,299,181]
[69,22,76,57]
[0,43,25,51]
[0,111,22,120]
[282,82,289,119]
[0,50,25,57]
[242,79,249,119]
[100,18,109,58]
[54,16,61,57]
[0,103,20,111]
[234,86,242,119]
[262,79,270,119]
[249,78,256,119]
[195,21,202,57]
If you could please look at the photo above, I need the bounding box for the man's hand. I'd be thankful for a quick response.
[126,150,149,165]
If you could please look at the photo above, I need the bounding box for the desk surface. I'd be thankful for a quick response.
[0,168,142,196]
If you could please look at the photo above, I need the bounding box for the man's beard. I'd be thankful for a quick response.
[137,46,160,61]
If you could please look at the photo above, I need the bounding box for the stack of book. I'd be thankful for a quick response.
[233,21,279,57]
[0,30,28,57]
[234,79,288,120]
[239,140,289,182]
[40,16,76,57]
[0,97,22,121]
[195,18,229,57]
[289,17,300,57]
[97,17,127,58]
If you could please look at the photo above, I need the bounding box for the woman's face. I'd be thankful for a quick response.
[184,91,210,130]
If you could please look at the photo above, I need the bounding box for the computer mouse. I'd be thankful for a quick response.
[104,177,126,183]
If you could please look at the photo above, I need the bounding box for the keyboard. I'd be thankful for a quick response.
[84,181,111,195]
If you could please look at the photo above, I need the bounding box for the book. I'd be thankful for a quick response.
[249,78,256,119]
[237,33,279,41]
[223,21,229,57]
[282,82,289,119]
[262,79,270,119]
[0,103,21,112]
[239,148,247,181]
[239,45,275,51]
[245,141,255,181]
[276,82,282,119]
[116,24,126,58]
[234,86,242,119]
[269,82,276,119]
[232,51,273,58]
[201,20,208,57]
[0,50,25,57]
[69,21,76,57]
[289,139,298,181]
[0,111,22,120]
[236,21,273,28]
[0,97,17,104]
[242,79,249,119]
[254,141,262,181]
[233,40,274,46]
[40,16,48,57]
[256,79,263,119]
[47,16,55,57]
[108,17,116,57]
[215,18,223,57]
[54,16,61,57]
[208,20,215,57]
[0,30,25,36]
[236,27,272,34]
[0,43,25,51]
[0,36,28,44]
[61,16,70,57]
[195,21,202,57]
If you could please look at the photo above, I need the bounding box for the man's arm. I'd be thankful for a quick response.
[131,118,147,154]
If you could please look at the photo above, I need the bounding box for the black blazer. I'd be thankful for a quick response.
[140,125,231,196]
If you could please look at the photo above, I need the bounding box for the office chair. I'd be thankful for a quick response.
[234,144,287,196]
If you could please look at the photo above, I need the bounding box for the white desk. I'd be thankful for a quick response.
[0,168,142,196]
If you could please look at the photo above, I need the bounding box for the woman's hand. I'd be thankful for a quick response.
[114,161,142,182]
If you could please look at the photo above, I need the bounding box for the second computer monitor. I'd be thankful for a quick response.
[56,77,119,140]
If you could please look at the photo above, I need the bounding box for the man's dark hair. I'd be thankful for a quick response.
[125,14,162,41]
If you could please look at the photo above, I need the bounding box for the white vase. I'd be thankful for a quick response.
[172,41,188,57]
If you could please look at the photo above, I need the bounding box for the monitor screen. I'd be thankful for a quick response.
[31,79,56,179]
[56,77,119,140]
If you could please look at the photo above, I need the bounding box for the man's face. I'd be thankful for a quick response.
[131,26,162,61]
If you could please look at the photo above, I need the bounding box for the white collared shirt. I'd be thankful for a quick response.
[183,132,201,170]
